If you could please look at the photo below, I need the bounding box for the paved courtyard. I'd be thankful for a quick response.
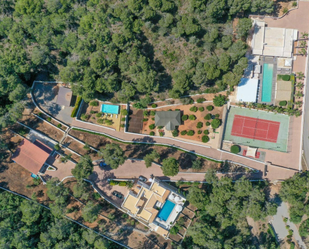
[33,83,74,124]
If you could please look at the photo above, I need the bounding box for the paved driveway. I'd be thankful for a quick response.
[270,200,306,248]
[33,83,73,124]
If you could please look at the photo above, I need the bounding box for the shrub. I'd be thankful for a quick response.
[198,107,204,112]
[206,121,210,126]
[213,95,226,107]
[279,101,287,106]
[97,118,104,124]
[282,75,291,81]
[196,97,206,103]
[151,104,157,108]
[283,7,288,14]
[54,144,60,150]
[190,106,198,112]
[47,117,51,122]
[90,110,96,114]
[180,97,194,105]
[143,118,148,122]
[96,112,102,117]
[181,130,187,135]
[292,1,297,6]
[119,182,127,186]
[198,130,202,134]
[105,119,113,125]
[149,124,155,129]
[143,110,149,116]
[93,192,101,200]
[120,124,125,127]
[215,114,220,118]
[204,130,209,135]
[81,114,89,121]
[204,114,212,120]
[196,122,203,129]
[90,100,99,106]
[150,131,155,136]
[121,117,126,121]
[211,119,221,129]
[207,105,214,111]
[109,180,118,186]
[172,130,179,137]
[231,145,240,154]
[189,115,196,120]
[57,124,62,128]
[182,115,188,121]
[159,132,164,136]
[158,126,164,129]
[187,130,195,136]
[300,219,309,237]
[71,96,82,117]
[152,117,155,120]
[38,112,42,116]
[202,136,209,143]
[150,110,156,116]
[121,109,128,115]
[170,226,179,235]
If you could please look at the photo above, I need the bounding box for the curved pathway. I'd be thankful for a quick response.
[71,119,297,181]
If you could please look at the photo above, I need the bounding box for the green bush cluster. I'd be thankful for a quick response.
[202,136,209,143]
[196,98,206,103]
[187,130,195,136]
[189,115,196,120]
[198,107,204,112]
[182,115,188,121]
[190,106,198,112]
[71,96,82,117]
[150,131,155,136]
[151,104,157,108]
[204,114,212,120]
[279,101,287,106]
[230,145,240,154]
[207,105,214,111]
[181,130,187,135]
[196,122,203,128]
[149,124,156,129]
[89,101,99,106]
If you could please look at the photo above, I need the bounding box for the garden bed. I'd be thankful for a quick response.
[33,109,67,131]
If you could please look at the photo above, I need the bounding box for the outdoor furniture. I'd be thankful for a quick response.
[243,150,247,156]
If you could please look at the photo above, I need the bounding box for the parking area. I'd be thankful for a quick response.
[33,83,74,124]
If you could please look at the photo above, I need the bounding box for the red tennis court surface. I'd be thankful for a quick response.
[231,115,280,143]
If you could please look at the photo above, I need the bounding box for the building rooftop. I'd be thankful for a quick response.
[251,20,298,58]
[236,78,259,103]
[11,139,52,174]
[155,111,181,131]
[56,87,72,106]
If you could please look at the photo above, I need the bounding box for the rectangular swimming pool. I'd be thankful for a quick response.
[101,104,119,114]
[157,200,175,221]
[261,63,274,102]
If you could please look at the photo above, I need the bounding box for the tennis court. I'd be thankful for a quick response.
[231,115,280,142]
[224,107,290,152]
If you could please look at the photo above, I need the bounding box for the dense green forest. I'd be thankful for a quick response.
[0,0,274,129]
[181,172,278,248]
[0,190,116,248]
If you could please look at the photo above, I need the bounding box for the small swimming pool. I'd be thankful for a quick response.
[157,200,175,221]
[261,63,274,102]
[101,104,119,114]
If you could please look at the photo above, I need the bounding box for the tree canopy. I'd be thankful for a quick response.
[161,157,179,176]
[99,143,126,169]
[71,155,94,180]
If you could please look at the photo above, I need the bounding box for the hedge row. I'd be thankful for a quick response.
[71,96,82,117]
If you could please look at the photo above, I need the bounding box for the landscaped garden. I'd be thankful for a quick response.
[139,101,224,148]
[78,100,126,131]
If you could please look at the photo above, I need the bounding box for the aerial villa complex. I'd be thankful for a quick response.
[122,177,186,238]
[236,20,297,105]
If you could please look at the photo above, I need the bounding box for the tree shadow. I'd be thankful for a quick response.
[178,153,196,170]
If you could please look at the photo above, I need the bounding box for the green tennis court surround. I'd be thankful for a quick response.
[224,106,290,152]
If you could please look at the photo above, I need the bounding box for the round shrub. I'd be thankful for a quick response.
[143,118,148,122]
[282,75,291,81]
[204,130,209,135]
[204,114,212,120]
[143,110,149,116]
[90,100,99,106]
[215,114,220,118]
[189,115,196,120]
[151,104,157,108]
[150,110,156,116]
[279,101,287,106]
[150,131,155,136]
[206,121,210,126]
[190,106,198,112]
[121,117,126,121]
[187,130,195,136]
[202,136,209,143]
[57,124,62,128]
[198,130,202,134]
[196,97,206,103]
[97,118,104,124]
[207,105,214,111]
[196,122,203,129]
[96,112,102,118]
[47,117,51,122]
[181,130,187,135]
[231,145,240,154]
[182,115,188,121]
[211,119,221,129]
[159,132,164,136]
[172,130,179,137]
[149,124,155,129]
[120,124,125,127]
[198,107,204,112]
[121,109,128,115]
[158,126,164,129]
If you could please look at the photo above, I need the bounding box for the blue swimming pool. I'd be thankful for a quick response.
[157,200,175,221]
[261,63,274,102]
[101,104,119,114]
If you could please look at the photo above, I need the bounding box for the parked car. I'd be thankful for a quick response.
[99,161,107,167]
[112,191,123,199]
[139,175,147,182]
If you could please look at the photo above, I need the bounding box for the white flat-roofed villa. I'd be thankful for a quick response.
[121,177,186,239]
